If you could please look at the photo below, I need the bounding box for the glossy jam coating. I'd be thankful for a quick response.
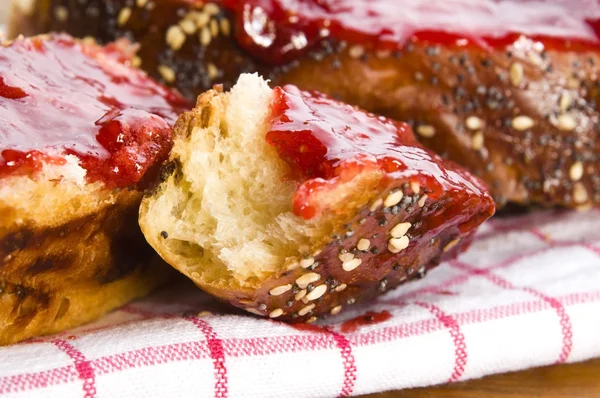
[340,311,392,333]
[267,85,492,224]
[220,0,600,64]
[0,35,190,186]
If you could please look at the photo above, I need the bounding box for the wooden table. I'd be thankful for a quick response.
[366,358,600,397]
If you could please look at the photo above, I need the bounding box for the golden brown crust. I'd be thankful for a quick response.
[16,1,599,209]
[0,174,175,345]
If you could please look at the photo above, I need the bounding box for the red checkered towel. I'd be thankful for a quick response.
[1,209,600,397]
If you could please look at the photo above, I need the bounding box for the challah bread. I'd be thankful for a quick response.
[11,0,600,209]
[0,34,190,345]
[139,74,495,322]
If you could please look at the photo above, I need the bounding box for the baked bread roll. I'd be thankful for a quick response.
[139,74,495,322]
[11,0,600,209]
[0,34,190,345]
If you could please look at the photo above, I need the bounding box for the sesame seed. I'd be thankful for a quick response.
[334,283,347,292]
[136,0,148,7]
[569,161,584,181]
[410,181,421,194]
[270,284,292,296]
[296,272,320,288]
[207,63,219,80]
[306,284,327,301]
[195,12,210,27]
[390,222,411,238]
[246,308,263,316]
[157,65,176,83]
[180,19,197,35]
[512,116,535,131]
[443,238,461,252]
[342,258,362,272]
[348,45,365,59]
[204,2,220,15]
[300,257,315,268]
[210,19,219,37]
[418,195,428,207]
[117,7,132,26]
[471,131,484,150]
[510,62,524,86]
[166,25,186,50]
[369,198,383,212]
[376,50,391,58]
[573,182,588,204]
[81,36,96,45]
[384,190,404,207]
[131,56,142,68]
[295,289,307,301]
[417,125,436,138]
[269,308,284,318]
[557,114,576,132]
[307,316,318,323]
[528,52,543,66]
[286,261,300,271]
[388,236,410,253]
[301,296,310,304]
[357,238,371,251]
[54,6,69,22]
[330,305,343,315]
[559,92,572,112]
[220,19,231,36]
[200,26,212,46]
[338,252,355,262]
[298,303,316,316]
[466,116,484,131]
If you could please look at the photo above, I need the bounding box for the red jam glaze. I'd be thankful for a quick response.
[219,0,600,64]
[0,35,191,186]
[340,311,392,333]
[266,85,494,228]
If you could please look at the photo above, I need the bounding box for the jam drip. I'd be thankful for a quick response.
[340,311,392,333]
[0,35,190,186]
[220,0,600,64]
[266,85,491,221]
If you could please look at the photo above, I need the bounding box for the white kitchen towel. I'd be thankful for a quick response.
[0,209,599,397]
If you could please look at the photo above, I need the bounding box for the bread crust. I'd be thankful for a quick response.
[0,179,174,345]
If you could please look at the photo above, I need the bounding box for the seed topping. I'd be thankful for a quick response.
[270,284,292,296]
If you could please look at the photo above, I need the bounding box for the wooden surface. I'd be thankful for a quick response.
[366,358,600,397]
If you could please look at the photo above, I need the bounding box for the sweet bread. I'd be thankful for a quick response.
[0,34,189,345]
[139,74,495,321]
[11,0,600,209]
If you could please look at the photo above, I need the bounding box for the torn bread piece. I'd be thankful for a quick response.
[140,74,495,322]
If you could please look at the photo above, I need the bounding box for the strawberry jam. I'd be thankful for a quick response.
[267,85,494,225]
[221,0,600,64]
[0,34,190,186]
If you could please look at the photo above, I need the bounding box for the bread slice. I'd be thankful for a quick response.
[0,34,189,345]
[140,74,495,321]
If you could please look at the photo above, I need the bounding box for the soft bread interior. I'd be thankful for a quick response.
[141,74,382,288]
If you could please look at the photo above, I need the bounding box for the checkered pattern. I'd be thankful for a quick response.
[1,209,600,398]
